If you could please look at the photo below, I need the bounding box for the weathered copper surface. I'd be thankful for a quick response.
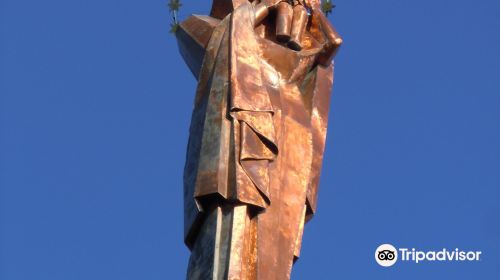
[288,4,308,50]
[276,2,293,42]
[175,0,342,279]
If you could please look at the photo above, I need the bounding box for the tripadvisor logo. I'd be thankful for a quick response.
[375,244,482,267]
[375,244,398,267]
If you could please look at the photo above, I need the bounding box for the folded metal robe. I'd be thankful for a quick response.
[181,3,334,252]
[183,4,277,247]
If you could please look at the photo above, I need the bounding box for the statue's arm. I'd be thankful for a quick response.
[311,7,343,66]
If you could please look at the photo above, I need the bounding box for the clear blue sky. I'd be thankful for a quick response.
[1,0,499,279]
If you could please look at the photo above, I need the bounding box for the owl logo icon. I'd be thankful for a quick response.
[378,250,396,261]
[375,244,398,267]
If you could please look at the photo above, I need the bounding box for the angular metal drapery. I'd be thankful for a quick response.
[175,1,342,279]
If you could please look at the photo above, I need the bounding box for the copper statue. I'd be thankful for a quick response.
[175,0,342,278]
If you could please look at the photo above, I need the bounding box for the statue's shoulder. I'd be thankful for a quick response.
[176,15,220,78]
